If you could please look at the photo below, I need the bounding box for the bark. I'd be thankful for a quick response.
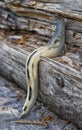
[0,0,82,129]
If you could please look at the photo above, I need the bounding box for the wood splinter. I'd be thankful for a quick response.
[14,114,53,128]
[14,120,48,128]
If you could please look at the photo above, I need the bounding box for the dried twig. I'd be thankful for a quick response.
[14,120,43,125]
[14,120,48,128]
[14,113,53,128]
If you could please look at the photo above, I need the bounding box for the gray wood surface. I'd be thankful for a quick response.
[1,75,78,130]
[0,0,82,129]
[0,0,82,32]
[0,30,82,129]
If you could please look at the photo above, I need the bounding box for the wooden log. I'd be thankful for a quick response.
[0,30,82,129]
[0,0,82,33]
[0,0,82,129]
[0,76,78,130]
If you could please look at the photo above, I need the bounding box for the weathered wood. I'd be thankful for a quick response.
[1,76,75,130]
[0,0,82,33]
[0,0,82,129]
[0,30,82,129]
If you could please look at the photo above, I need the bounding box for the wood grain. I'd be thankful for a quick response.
[0,0,82,129]
[0,31,82,129]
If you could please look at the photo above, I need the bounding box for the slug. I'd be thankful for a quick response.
[21,17,65,118]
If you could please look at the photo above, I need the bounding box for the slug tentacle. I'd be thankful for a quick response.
[21,17,65,118]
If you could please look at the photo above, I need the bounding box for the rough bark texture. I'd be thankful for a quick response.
[0,0,82,129]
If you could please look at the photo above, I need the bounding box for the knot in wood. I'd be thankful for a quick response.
[54,73,64,88]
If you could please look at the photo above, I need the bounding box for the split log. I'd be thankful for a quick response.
[0,0,82,129]
[0,30,82,129]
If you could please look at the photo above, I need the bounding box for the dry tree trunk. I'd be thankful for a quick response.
[0,0,82,129]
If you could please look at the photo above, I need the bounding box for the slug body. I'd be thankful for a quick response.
[21,17,65,118]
